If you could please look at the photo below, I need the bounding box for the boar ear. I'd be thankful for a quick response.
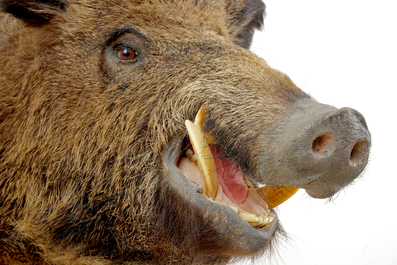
[1,0,68,26]
[227,0,266,49]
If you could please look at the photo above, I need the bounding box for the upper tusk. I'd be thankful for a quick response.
[194,105,218,144]
[185,120,218,199]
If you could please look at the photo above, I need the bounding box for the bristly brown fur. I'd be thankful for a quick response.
[0,0,305,264]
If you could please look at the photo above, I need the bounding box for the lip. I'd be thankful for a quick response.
[163,137,279,253]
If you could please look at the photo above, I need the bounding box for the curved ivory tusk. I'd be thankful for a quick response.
[257,186,299,209]
[185,120,218,199]
[194,105,218,144]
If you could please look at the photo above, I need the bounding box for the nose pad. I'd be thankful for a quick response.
[337,108,370,167]
[261,103,371,199]
[304,107,371,198]
[311,108,370,168]
[322,107,370,165]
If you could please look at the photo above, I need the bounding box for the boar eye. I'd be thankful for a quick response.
[116,46,137,61]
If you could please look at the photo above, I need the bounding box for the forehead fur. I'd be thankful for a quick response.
[55,0,233,42]
[3,0,262,45]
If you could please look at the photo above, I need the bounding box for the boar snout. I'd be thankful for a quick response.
[259,100,371,199]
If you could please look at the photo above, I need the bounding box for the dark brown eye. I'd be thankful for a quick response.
[117,47,136,61]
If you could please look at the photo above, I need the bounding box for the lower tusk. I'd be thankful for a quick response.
[257,186,299,209]
[185,120,218,199]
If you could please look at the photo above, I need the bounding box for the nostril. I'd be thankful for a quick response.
[350,140,370,166]
[312,134,333,158]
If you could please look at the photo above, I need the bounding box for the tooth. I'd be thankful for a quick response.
[238,211,259,223]
[194,105,206,126]
[185,120,218,199]
[257,186,299,209]
[249,215,272,228]
[258,216,264,224]
[250,216,267,228]
[251,222,263,228]
[186,149,198,164]
[261,216,267,223]
[194,105,218,144]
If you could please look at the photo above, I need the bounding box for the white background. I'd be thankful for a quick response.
[238,0,397,264]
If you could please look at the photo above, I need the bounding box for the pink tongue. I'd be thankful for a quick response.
[209,145,248,204]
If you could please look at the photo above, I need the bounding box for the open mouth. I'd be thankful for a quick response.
[175,106,299,230]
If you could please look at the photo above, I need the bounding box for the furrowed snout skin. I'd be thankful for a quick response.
[0,0,371,264]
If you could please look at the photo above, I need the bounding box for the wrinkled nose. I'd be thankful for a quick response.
[261,102,371,199]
